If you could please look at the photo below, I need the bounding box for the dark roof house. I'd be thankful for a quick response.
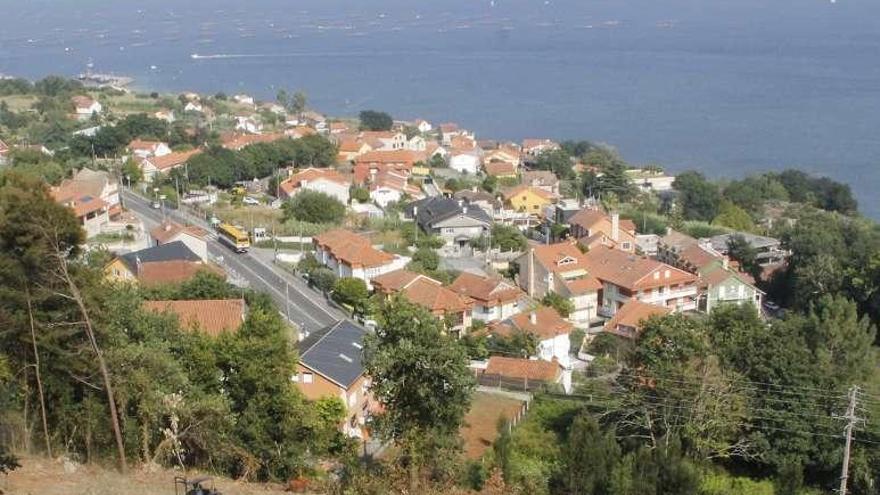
[299,320,369,388]
[120,241,202,271]
[406,196,492,232]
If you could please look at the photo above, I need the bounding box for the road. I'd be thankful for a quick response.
[122,190,347,334]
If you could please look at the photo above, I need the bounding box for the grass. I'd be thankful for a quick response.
[460,392,526,460]
[0,94,37,112]
[101,92,166,114]
[4,455,291,495]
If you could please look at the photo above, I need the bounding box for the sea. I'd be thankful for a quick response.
[1,0,878,218]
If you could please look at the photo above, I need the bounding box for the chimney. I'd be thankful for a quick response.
[611,212,620,242]
[530,312,537,325]
[135,255,142,276]
[528,248,535,296]
[722,257,729,270]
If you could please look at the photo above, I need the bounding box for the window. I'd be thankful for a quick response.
[290,374,299,382]
[622,242,631,250]
[302,372,313,384]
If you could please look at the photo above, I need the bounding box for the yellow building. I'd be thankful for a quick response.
[503,185,554,216]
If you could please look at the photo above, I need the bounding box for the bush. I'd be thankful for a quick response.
[332,277,369,315]
[284,190,346,224]
[411,247,440,271]
[541,293,574,318]
[310,267,337,293]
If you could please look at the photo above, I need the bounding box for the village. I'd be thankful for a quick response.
[0,83,796,463]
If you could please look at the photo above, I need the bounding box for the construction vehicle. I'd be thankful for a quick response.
[174,476,221,495]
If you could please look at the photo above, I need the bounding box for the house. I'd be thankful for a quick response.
[550,198,583,226]
[336,139,373,163]
[54,193,109,238]
[72,95,102,120]
[220,132,286,151]
[371,270,473,336]
[312,229,410,289]
[449,272,525,322]
[521,139,559,156]
[657,230,763,312]
[483,161,518,179]
[360,131,407,151]
[453,189,502,218]
[569,209,638,253]
[439,123,464,145]
[521,170,560,196]
[153,110,175,123]
[353,150,425,184]
[449,148,482,175]
[484,146,522,167]
[582,246,699,315]
[128,139,172,159]
[294,320,374,439]
[503,185,554,217]
[235,116,263,134]
[279,168,350,203]
[517,242,602,325]
[709,232,789,266]
[603,300,671,339]
[425,142,448,160]
[105,241,222,286]
[54,168,120,214]
[184,101,204,113]
[328,121,351,134]
[232,94,255,106]
[143,299,246,336]
[406,196,492,250]
[52,168,121,235]
[406,135,427,152]
[150,220,209,262]
[139,149,201,180]
[480,356,569,393]
[626,169,676,193]
[369,170,424,207]
[415,119,432,133]
[490,307,574,367]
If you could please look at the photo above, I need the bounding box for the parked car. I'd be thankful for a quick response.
[242,196,260,205]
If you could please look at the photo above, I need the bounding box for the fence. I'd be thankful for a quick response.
[476,373,564,394]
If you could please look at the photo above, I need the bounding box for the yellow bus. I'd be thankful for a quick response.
[217,223,250,253]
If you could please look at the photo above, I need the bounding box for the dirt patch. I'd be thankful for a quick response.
[460,392,527,460]
[1,456,292,495]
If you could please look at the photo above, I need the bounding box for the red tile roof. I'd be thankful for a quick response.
[503,184,554,201]
[531,242,590,274]
[313,229,395,269]
[583,246,697,291]
[145,149,202,171]
[150,221,208,244]
[485,356,562,382]
[401,277,472,314]
[220,132,286,150]
[449,272,524,306]
[280,167,349,196]
[483,161,517,177]
[144,299,245,336]
[138,261,222,286]
[604,300,671,339]
[491,306,572,340]
[370,269,426,294]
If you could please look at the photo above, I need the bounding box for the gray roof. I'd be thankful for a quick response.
[406,196,492,231]
[120,241,201,271]
[709,232,780,252]
[299,320,368,388]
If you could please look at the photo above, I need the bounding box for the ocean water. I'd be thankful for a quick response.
[1,0,878,217]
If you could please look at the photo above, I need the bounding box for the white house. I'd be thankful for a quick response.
[150,221,210,262]
[406,135,427,151]
[415,119,432,133]
[449,272,525,323]
[449,150,482,175]
[369,171,423,208]
[312,229,411,289]
[233,94,255,106]
[128,139,172,159]
[184,102,204,113]
[490,307,574,368]
[279,168,350,203]
[235,116,263,134]
[518,242,602,326]
[72,96,102,120]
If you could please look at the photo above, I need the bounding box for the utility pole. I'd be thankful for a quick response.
[838,385,861,495]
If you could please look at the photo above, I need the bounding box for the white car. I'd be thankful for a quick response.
[242,196,260,205]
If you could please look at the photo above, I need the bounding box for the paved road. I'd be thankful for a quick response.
[122,191,347,334]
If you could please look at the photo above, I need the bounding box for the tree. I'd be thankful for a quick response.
[490,224,527,252]
[310,267,337,294]
[541,293,574,318]
[672,171,722,222]
[411,247,440,272]
[534,149,574,179]
[350,186,370,203]
[363,298,475,487]
[283,190,346,224]
[359,110,393,131]
[332,277,370,315]
[725,235,762,281]
[712,200,755,232]
[561,413,620,495]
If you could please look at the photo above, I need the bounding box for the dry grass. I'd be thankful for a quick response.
[1,456,293,495]
[460,392,526,460]
[0,95,37,112]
